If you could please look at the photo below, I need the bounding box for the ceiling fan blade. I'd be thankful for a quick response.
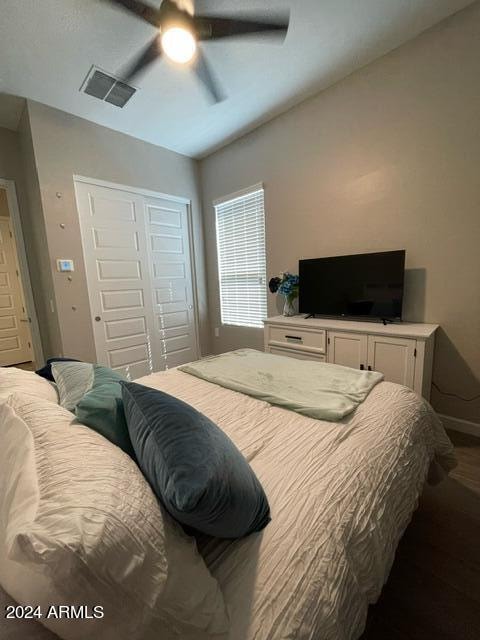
[120,34,162,83]
[193,48,225,103]
[105,0,162,27]
[194,13,290,42]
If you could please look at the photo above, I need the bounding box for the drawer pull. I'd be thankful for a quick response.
[285,335,303,341]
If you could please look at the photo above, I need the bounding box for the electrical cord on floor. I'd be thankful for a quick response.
[432,381,480,403]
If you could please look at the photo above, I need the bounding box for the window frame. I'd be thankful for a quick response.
[214,184,267,329]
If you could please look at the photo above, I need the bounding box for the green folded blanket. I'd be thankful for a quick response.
[179,349,383,421]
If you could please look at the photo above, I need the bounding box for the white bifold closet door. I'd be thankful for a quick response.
[75,180,199,379]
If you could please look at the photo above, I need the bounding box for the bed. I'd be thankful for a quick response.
[0,365,455,640]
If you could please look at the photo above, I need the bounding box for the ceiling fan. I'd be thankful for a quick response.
[105,0,290,102]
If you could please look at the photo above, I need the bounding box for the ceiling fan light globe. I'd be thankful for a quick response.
[161,27,197,64]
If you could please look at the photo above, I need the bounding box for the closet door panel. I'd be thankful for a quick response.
[144,196,199,369]
[76,181,156,378]
[76,181,199,376]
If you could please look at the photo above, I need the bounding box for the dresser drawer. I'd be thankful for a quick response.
[269,346,326,362]
[268,325,326,354]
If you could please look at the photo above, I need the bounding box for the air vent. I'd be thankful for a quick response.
[81,67,137,108]
[105,81,136,107]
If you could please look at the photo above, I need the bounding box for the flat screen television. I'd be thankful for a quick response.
[299,250,405,321]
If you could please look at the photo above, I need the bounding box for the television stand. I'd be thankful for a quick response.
[304,314,396,325]
[263,315,439,400]
[381,318,394,326]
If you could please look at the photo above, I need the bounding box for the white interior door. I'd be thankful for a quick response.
[327,331,368,370]
[144,195,199,368]
[0,218,33,366]
[75,180,198,378]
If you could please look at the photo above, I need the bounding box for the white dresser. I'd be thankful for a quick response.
[264,315,438,400]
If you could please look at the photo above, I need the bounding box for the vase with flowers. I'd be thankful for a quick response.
[269,271,300,317]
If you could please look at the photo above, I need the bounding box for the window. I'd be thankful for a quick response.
[215,185,267,328]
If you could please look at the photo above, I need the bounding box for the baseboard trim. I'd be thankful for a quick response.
[438,414,480,438]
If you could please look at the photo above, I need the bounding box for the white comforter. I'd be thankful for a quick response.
[0,368,455,640]
[134,370,455,640]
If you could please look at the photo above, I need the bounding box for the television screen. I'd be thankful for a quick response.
[299,250,405,320]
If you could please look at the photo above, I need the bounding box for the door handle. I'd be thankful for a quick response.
[20,318,31,323]
[360,364,365,370]
[95,316,101,322]
[368,365,372,371]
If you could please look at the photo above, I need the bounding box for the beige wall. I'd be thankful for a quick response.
[0,127,20,179]
[200,2,480,424]
[25,100,210,361]
[0,188,9,217]
[0,124,53,360]
[18,110,63,358]
[0,127,25,212]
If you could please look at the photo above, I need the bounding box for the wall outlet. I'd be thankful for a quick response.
[214,327,220,338]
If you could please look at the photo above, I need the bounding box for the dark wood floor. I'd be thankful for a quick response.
[361,430,480,640]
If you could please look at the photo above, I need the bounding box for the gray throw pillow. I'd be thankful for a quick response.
[121,381,271,539]
[51,362,134,457]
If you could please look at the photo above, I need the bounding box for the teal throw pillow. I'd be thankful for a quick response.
[51,362,134,457]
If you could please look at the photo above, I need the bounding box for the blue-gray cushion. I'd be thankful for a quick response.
[51,362,134,457]
[121,381,271,539]
[51,362,95,411]
[35,357,80,382]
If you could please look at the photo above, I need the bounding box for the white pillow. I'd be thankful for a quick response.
[0,367,58,404]
[0,394,228,640]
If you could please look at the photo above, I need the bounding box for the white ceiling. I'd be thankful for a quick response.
[0,0,474,158]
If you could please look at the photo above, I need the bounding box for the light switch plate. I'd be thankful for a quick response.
[57,259,74,272]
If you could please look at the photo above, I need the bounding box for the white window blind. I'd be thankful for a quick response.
[215,186,267,328]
